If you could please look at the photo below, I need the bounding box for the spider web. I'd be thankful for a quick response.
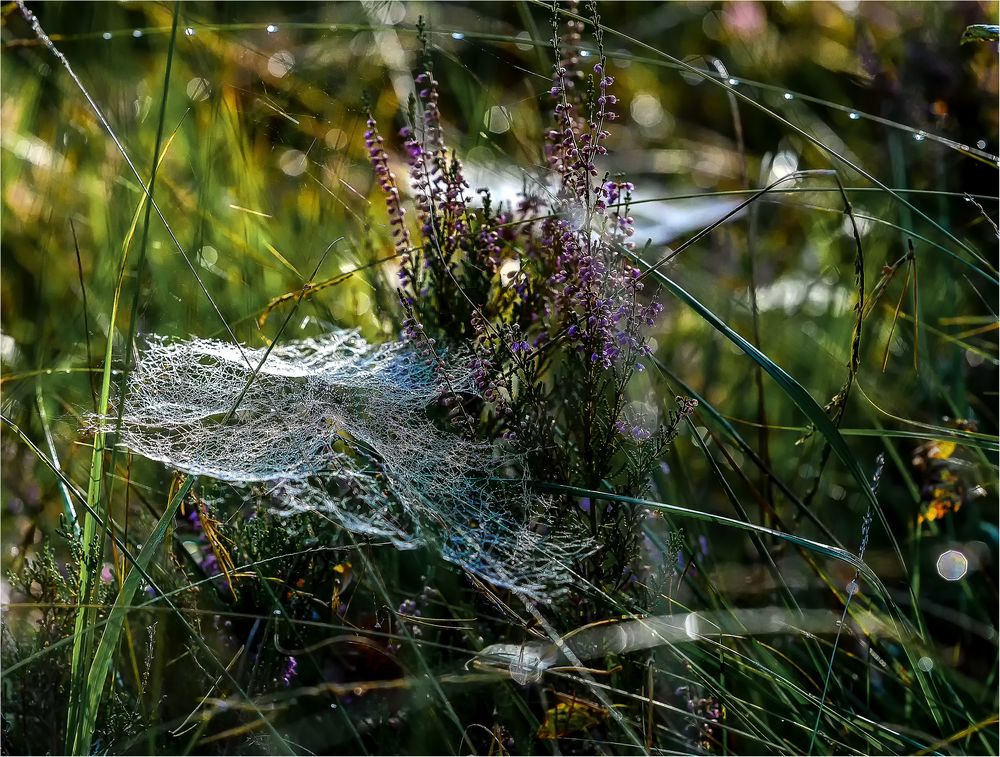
[100,330,595,600]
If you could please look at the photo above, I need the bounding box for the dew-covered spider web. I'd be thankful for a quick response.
[102,331,595,600]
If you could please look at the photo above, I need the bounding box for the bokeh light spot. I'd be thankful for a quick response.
[936,549,968,581]
[324,128,347,150]
[483,105,512,134]
[198,245,218,268]
[186,77,211,102]
[267,50,295,78]
[279,149,308,177]
[768,149,799,183]
[631,93,663,127]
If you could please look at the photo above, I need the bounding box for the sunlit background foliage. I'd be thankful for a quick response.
[1,1,998,754]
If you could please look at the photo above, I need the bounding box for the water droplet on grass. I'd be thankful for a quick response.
[102,32,112,40]
[917,656,934,672]
[849,111,860,120]
[913,131,926,142]
[132,29,143,38]
[184,27,195,37]
[783,92,794,100]
[727,78,739,86]
[451,32,465,40]
[579,49,590,57]
[977,139,987,149]
[266,24,278,33]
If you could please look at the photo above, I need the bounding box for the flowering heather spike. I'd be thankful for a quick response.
[412,69,470,261]
[364,113,415,297]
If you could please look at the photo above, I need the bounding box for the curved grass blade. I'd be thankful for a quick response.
[628,252,911,583]
[536,482,890,602]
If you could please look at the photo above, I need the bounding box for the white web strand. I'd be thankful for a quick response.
[100,331,595,599]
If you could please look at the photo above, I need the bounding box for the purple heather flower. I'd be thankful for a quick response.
[200,552,219,576]
[698,535,710,556]
[631,425,651,441]
[281,656,298,687]
[364,115,415,290]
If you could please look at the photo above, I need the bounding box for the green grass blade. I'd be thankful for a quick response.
[65,184,127,757]
[73,476,192,754]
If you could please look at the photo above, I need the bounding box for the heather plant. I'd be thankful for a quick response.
[361,11,694,594]
[1,2,997,756]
